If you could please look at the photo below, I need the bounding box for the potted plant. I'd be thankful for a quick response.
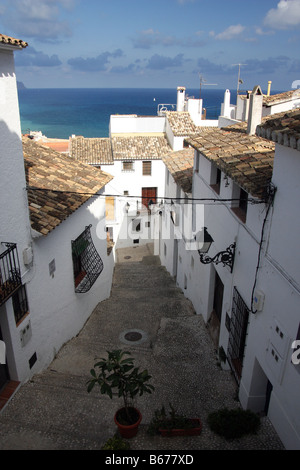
[147,404,202,437]
[87,349,154,438]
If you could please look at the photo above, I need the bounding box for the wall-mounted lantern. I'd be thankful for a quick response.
[197,227,236,273]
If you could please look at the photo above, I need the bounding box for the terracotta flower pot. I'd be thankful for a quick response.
[159,418,202,437]
[114,407,142,438]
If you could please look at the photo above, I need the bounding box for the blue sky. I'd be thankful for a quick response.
[0,0,300,91]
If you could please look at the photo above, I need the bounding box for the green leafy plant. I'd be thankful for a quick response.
[87,349,154,425]
[101,434,130,450]
[147,404,194,436]
[207,407,260,440]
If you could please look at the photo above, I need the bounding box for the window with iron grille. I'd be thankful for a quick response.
[12,285,29,325]
[227,287,250,384]
[142,161,152,176]
[122,161,134,172]
[71,225,104,293]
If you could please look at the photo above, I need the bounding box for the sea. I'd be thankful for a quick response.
[17,88,232,140]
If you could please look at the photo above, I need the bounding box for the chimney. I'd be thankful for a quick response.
[247,85,263,135]
[177,86,186,112]
[267,81,272,97]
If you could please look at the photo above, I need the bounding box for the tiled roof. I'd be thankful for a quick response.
[162,148,194,194]
[111,135,172,160]
[256,108,300,150]
[69,136,113,165]
[263,90,300,106]
[165,111,198,136]
[0,33,28,48]
[23,137,113,236]
[186,125,275,199]
[239,90,300,106]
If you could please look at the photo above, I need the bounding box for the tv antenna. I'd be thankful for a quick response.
[232,64,246,96]
[199,74,218,100]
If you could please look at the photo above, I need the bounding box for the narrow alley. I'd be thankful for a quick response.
[0,245,284,450]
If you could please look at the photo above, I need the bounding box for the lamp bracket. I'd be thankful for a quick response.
[199,243,236,272]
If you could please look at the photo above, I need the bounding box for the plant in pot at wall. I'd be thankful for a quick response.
[147,403,202,437]
[87,349,154,438]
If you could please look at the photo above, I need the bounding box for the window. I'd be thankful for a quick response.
[71,225,104,293]
[122,161,134,172]
[12,285,29,325]
[210,166,221,194]
[123,190,129,196]
[232,186,248,223]
[143,161,152,176]
[132,218,141,232]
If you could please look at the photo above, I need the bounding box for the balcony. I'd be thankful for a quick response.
[0,243,22,306]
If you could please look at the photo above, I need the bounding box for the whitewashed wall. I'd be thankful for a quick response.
[239,144,300,450]
[101,160,166,249]
[14,191,114,381]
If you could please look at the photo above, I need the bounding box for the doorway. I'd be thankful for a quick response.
[208,270,224,348]
[142,187,157,209]
[0,326,9,392]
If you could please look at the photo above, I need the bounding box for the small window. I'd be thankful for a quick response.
[123,190,129,196]
[12,285,29,325]
[132,218,141,232]
[122,161,134,172]
[210,166,221,194]
[143,161,152,176]
[232,185,248,223]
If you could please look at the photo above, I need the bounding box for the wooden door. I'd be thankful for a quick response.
[142,187,157,209]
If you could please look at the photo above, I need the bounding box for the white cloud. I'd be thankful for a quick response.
[264,0,300,30]
[215,24,245,40]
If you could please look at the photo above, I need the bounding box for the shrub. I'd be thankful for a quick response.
[207,407,260,440]
[101,434,130,450]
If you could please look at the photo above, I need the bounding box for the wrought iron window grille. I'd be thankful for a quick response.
[0,243,22,306]
[71,225,104,294]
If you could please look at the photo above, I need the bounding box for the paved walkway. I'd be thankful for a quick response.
[0,245,284,450]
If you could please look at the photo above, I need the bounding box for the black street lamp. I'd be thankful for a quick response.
[197,227,236,273]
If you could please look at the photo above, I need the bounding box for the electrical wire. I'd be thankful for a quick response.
[25,186,266,205]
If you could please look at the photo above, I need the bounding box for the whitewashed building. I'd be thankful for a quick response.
[159,84,300,449]
[0,34,114,402]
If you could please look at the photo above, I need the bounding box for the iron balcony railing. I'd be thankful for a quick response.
[0,243,22,306]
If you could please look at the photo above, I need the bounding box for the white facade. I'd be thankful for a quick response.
[101,159,166,250]
[239,143,300,450]
[158,98,300,449]
[0,41,113,386]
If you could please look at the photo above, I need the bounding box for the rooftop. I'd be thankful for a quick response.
[186,122,275,200]
[256,108,300,150]
[0,33,28,49]
[239,89,300,107]
[165,111,198,136]
[23,137,113,236]
[111,135,171,161]
[162,148,194,194]
[69,136,113,165]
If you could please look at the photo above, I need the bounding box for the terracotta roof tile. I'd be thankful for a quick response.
[69,136,113,165]
[186,125,274,199]
[0,33,28,48]
[166,111,198,136]
[256,108,300,150]
[162,148,194,194]
[23,137,113,236]
[111,135,172,160]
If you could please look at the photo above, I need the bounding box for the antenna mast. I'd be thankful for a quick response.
[232,63,246,97]
[199,74,217,100]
